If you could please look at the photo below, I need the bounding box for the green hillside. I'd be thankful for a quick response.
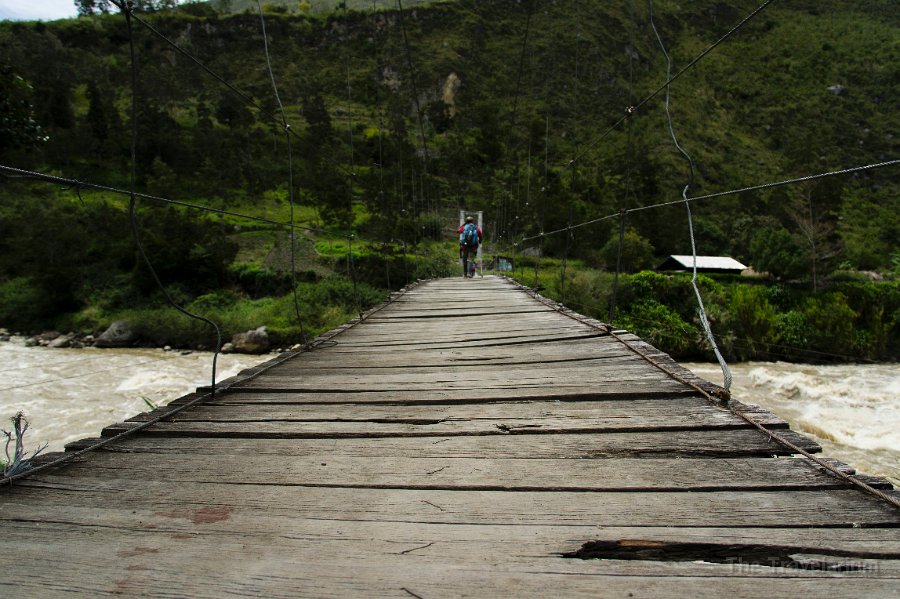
[0,0,897,358]
[215,0,442,16]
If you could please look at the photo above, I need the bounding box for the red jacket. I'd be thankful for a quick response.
[458,223,483,247]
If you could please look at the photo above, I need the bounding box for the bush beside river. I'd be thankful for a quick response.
[509,259,899,363]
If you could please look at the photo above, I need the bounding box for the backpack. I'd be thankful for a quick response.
[461,222,479,247]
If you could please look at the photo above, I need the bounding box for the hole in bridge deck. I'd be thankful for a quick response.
[562,540,872,572]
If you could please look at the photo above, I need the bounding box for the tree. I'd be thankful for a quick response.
[132,0,179,12]
[214,93,255,129]
[130,206,238,293]
[598,228,655,273]
[787,182,837,291]
[748,227,807,281]
[837,188,900,272]
[75,0,112,17]
[86,83,108,145]
[84,82,122,159]
[0,67,46,154]
[296,91,351,226]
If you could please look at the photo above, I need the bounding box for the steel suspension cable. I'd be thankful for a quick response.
[122,5,222,398]
[110,0,357,180]
[519,160,899,244]
[525,0,779,196]
[610,1,636,326]
[109,0,264,113]
[609,209,626,324]
[1,277,413,487]
[605,329,900,511]
[638,160,900,211]
[396,0,432,220]
[505,0,536,249]
[649,0,731,390]
[560,205,573,305]
[0,165,337,236]
[256,0,308,343]
[348,235,363,318]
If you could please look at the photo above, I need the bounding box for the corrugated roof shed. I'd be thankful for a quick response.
[657,255,748,273]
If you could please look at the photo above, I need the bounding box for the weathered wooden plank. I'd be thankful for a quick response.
[3,518,899,557]
[2,517,898,580]
[367,306,557,319]
[353,308,575,321]
[394,293,538,300]
[265,350,642,372]
[377,300,542,312]
[144,397,788,429]
[320,331,605,350]
[1,565,894,599]
[337,327,601,343]
[232,364,685,392]
[296,336,629,361]
[1,522,897,598]
[230,377,682,393]
[345,308,582,323]
[243,362,684,386]
[124,399,789,441]
[39,453,865,491]
[356,316,583,330]
[262,354,652,375]
[275,353,635,371]
[179,386,701,405]
[67,429,821,458]
[102,416,781,438]
[5,481,898,527]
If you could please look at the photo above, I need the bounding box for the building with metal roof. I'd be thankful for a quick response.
[656,255,748,274]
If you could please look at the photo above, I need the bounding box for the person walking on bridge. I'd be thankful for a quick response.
[458,215,483,278]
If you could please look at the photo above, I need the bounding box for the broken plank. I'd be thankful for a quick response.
[1,522,897,598]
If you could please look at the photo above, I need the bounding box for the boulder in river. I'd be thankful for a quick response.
[48,334,75,348]
[229,326,270,354]
[36,331,62,346]
[95,321,136,348]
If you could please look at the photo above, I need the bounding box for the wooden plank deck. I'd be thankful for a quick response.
[1,276,898,597]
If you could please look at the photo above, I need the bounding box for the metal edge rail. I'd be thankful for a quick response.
[502,275,900,511]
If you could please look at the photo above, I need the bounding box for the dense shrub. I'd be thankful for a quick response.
[618,301,698,357]
[726,285,778,359]
[507,266,899,362]
[0,277,53,331]
[749,227,807,280]
[92,277,389,348]
[801,292,858,358]
[597,229,655,273]
[230,263,298,298]
[332,241,455,289]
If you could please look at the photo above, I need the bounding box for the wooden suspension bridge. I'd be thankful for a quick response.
[1,276,898,597]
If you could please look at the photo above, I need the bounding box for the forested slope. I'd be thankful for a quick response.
[0,0,897,357]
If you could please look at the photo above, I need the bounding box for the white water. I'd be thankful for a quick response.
[684,361,900,486]
[0,338,269,454]
[1,338,897,487]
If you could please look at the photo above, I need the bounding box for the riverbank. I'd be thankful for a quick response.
[1,326,298,355]
[0,337,270,454]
